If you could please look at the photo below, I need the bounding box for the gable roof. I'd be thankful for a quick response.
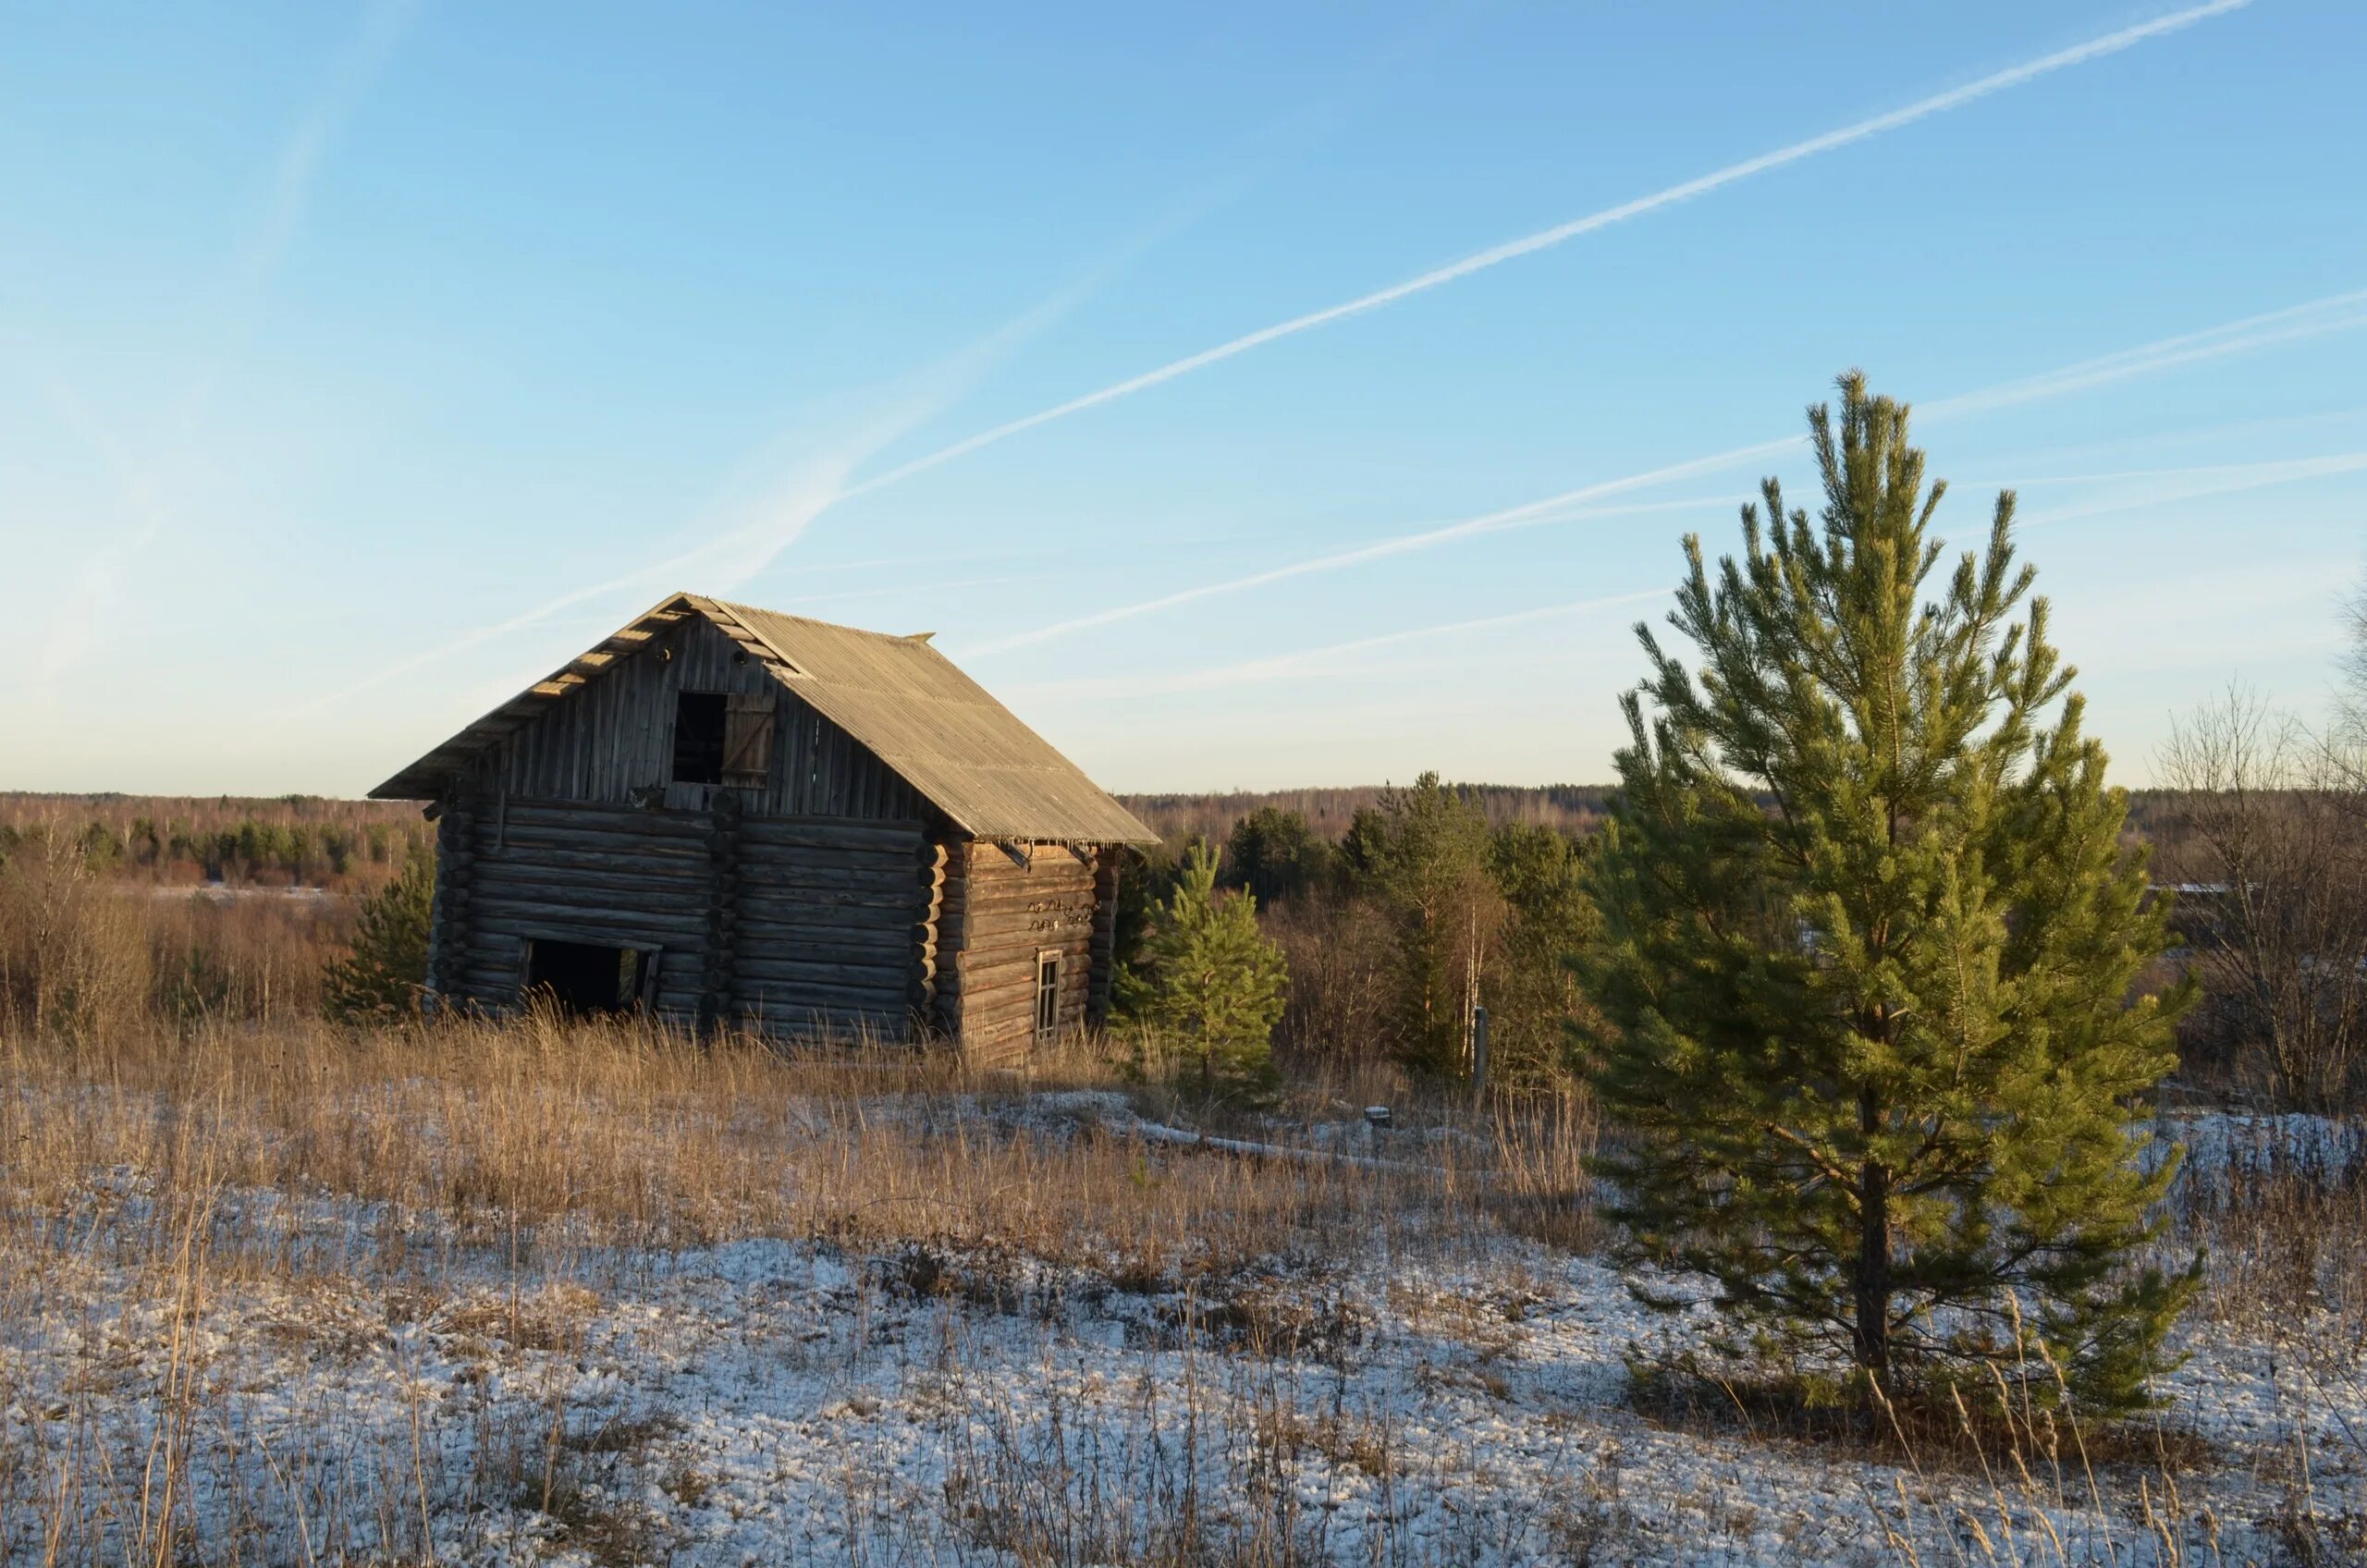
[370,592,1158,845]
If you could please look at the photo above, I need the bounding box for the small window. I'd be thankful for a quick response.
[672,692,727,785]
[1034,950,1061,1043]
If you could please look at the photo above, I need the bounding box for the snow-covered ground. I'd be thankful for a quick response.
[1,1096,2361,1566]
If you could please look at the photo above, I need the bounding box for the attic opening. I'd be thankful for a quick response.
[671,692,727,784]
[523,939,655,1016]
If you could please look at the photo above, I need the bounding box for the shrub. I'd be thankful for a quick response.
[1128,841,1287,1105]
[322,852,435,1024]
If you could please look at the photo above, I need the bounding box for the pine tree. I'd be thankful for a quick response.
[1482,823,1600,1086]
[1222,806,1337,907]
[323,852,435,1025]
[1135,841,1288,1103]
[1355,773,1501,1079]
[1577,374,2195,1416]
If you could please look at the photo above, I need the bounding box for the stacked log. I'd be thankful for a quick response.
[429,791,478,1005]
[913,839,949,1020]
[1087,847,1120,1026]
[699,790,744,1035]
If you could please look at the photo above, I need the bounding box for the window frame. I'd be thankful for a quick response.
[1034,948,1061,1044]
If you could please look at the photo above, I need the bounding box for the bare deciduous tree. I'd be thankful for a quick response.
[2157,689,2367,1111]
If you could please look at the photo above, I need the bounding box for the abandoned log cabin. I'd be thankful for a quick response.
[371,592,1158,1059]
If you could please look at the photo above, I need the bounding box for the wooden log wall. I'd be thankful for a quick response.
[730,815,928,1038]
[448,797,714,1023]
[487,614,926,821]
[914,839,949,1020]
[424,790,479,1007]
[1087,848,1122,1027]
[699,790,744,1035]
[931,837,969,1036]
[943,841,1098,1065]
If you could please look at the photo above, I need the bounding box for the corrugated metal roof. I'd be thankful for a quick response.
[371,593,1158,845]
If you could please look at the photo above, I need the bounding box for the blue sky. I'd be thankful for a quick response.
[3,0,2362,796]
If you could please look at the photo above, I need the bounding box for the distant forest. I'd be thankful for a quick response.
[1116,785,1617,847]
[1120,784,2192,854]
[0,792,431,891]
[3,784,2202,877]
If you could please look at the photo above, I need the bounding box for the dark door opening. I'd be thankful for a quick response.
[524,939,649,1015]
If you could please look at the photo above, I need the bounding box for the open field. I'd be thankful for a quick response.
[1,1017,2361,1566]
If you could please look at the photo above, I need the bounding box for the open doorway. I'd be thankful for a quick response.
[523,939,656,1016]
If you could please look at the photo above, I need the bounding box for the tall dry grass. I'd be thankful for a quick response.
[0,1012,1559,1293]
[5,1009,2363,1560]
[0,1011,1601,1563]
[0,825,353,1035]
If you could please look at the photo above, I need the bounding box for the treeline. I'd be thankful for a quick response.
[0,793,429,888]
[1119,772,2367,1113]
[1120,773,1598,1090]
[1117,783,1613,848]
[1134,782,2190,857]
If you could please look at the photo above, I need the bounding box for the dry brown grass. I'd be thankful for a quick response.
[0,1010,1570,1312]
[0,826,355,1034]
[0,907,2355,1562]
[0,1011,1603,1564]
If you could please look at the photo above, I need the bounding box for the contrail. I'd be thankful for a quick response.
[2017,451,2367,529]
[1924,288,2367,420]
[964,457,1785,656]
[1013,588,1669,700]
[969,283,2367,658]
[1061,452,2367,704]
[828,0,2250,504]
[324,0,2246,700]
[295,286,1088,716]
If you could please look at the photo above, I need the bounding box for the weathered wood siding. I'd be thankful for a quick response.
[423,793,927,1037]
[411,614,1138,1049]
[943,841,1098,1063]
[1087,847,1122,1026]
[484,616,926,821]
[732,815,929,1036]
[437,797,712,1022]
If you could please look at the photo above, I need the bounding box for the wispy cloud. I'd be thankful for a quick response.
[30,0,420,698]
[2017,451,2367,529]
[1079,452,2367,705]
[338,0,2247,698]
[970,284,2367,658]
[293,288,1089,716]
[1922,288,2367,421]
[209,0,423,374]
[815,0,2249,509]
[311,150,1295,713]
[963,473,1777,657]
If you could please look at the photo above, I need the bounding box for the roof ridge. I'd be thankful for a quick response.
[712,596,932,646]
